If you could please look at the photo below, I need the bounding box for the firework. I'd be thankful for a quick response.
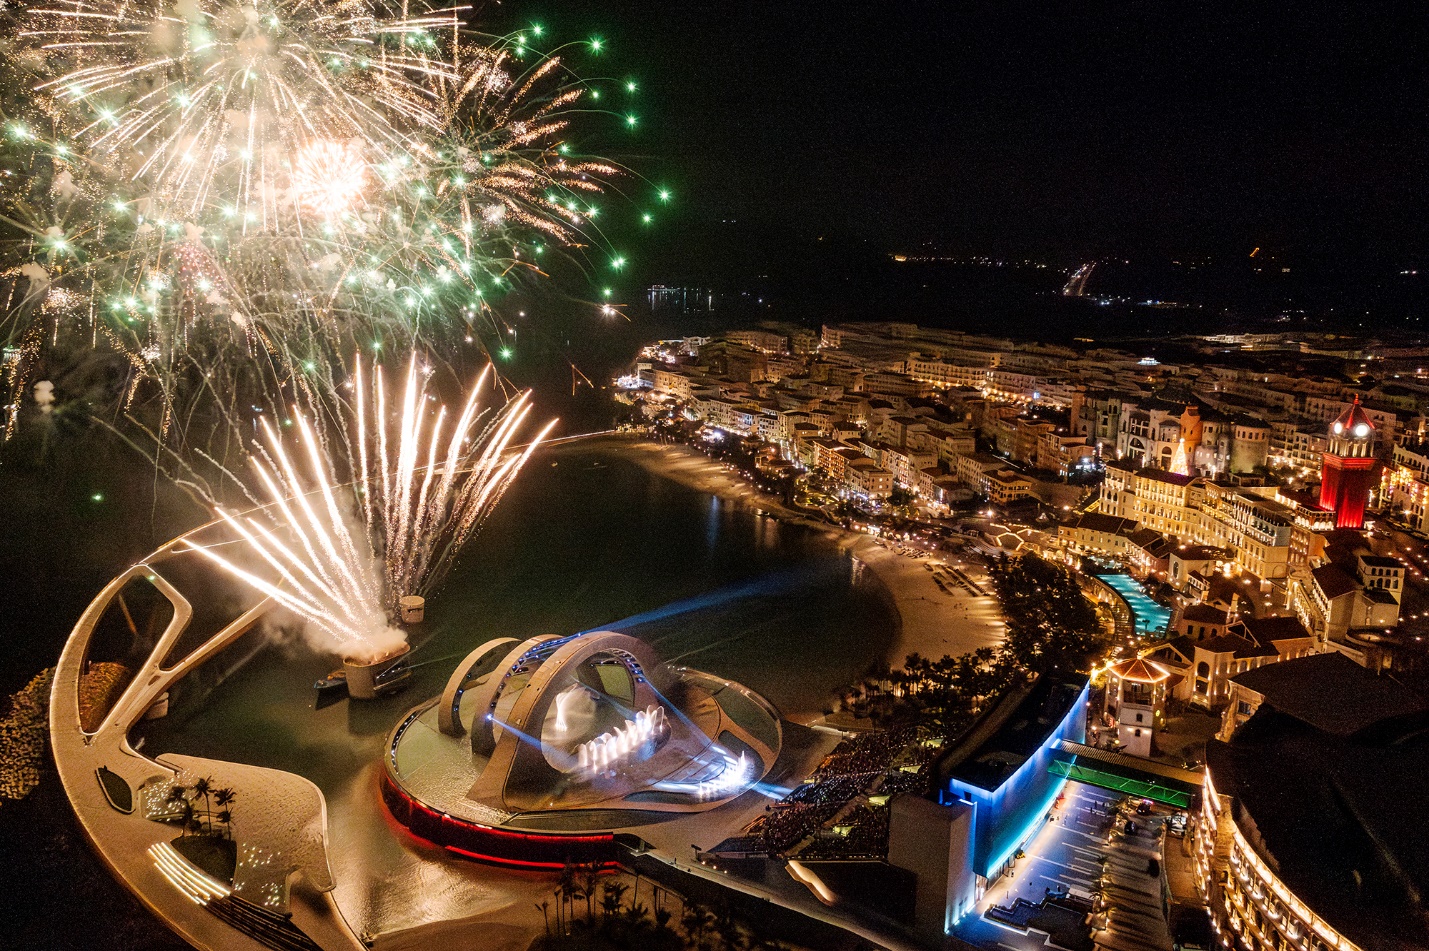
[293,140,368,218]
[186,353,553,655]
[21,0,457,222]
[1,7,635,439]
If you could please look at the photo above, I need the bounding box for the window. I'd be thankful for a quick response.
[1134,729,1142,737]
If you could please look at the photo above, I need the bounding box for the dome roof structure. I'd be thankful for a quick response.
[1330,397,1375,440]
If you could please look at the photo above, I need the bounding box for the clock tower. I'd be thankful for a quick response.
[1319,398,1376,530]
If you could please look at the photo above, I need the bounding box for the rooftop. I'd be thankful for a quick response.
[1180,603,1229,625]
[1174,544,1226,561]
[1198,632,1275,659]
[1063,513,1139,536]
[1237,615,1312,645]
[1230,652,1429,738]
[1311,564,1360,600]
[1107,657,1176,684]
[1209,654,1429,951]
[941,674,1087,793]
[1134,467,1196,487]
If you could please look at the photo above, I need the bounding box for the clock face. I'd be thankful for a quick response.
[1333,422,1343,434]
[1354,423,1370,438]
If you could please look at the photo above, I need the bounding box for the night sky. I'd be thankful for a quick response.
[536,2,1429,264]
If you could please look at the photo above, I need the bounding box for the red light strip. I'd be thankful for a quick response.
[443,846,574,869]
[381,774,615,849]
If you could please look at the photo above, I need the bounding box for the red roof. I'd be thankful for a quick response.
[1107,657,1176,683]
[1331,396,1375,437]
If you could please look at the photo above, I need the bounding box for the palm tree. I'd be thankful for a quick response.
[621,900,649,933]
[192,777,213,834]
[682,905,712,948]
[580,862,600,922]
[166,781,194,829]
[214,788,237,840]
[556,862,576,935]
[601,880,629,921]
[181,799,200,836]
[713,903,743,951]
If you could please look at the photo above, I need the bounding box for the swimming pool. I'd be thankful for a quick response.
[1096,573,1172,636]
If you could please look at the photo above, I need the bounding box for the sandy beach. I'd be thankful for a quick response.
[602,437,1006,673]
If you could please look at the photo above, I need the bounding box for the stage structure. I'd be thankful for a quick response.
[382,630,782,866]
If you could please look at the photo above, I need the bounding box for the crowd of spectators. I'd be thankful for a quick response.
[812,727,919,780]
[743,801,844,854]
[877,770,932,796]
[786,773,875,806]
[717,727,938,859]
[798,803,889,860]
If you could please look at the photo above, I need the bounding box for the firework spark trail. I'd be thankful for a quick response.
[355,353,556,600]
[186,352,552,655]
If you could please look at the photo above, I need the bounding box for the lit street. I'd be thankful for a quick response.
[953,782,1174,951]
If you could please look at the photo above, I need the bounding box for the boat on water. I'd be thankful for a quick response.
[310,659,405,696]
[372,660,411,694]
[314,669,348,693]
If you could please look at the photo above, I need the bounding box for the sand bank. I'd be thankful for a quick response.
[589,437,1006,671]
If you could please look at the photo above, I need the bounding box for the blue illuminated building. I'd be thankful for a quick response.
[935,674,1089,885]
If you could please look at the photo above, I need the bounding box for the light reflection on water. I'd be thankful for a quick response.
[138,442,894,793]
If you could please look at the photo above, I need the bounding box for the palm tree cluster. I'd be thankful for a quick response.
[165,776,237,840]
[847,647,1013,732]
[535,862,787,951]
[990,553,1107,675]
[840,553,1107,732]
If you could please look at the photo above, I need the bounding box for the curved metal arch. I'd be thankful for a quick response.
[470,631,674,803]
[502,633,674,741]
[468,634,563,756]
[437,637,518,736]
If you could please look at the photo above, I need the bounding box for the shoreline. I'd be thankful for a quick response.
[580,435,1006,679]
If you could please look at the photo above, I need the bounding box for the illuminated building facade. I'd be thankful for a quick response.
[934,675,1088,892]
[1318,399,1377,530]
[1378,439,1429,532]
[1193,654,1429,951]
[886,675,1088,938]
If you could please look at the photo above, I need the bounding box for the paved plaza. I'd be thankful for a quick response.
[953,781,1175,951]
